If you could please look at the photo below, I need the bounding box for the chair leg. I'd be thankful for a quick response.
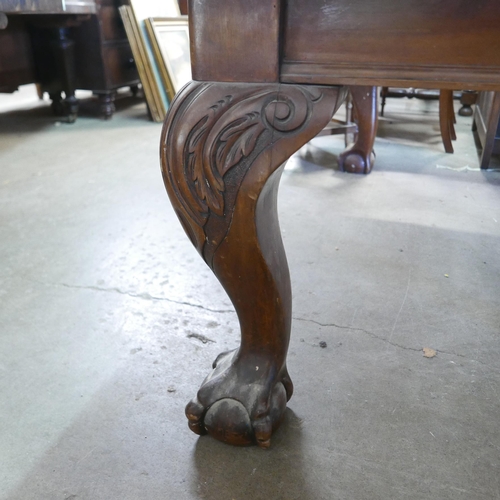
[345,93,355,147]
[448,91,457,140]
[439,90,455,154]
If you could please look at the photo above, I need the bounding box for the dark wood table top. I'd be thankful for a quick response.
[0,0,96,14]
[282,0,500,90]
[189,0,500,91]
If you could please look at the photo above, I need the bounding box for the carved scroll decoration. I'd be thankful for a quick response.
[160,82,327,263]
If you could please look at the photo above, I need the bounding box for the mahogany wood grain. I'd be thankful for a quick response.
[439,90,456,153]
[282,0,500,90]
[178,0,187,15]
[160,81,346,447]
[188,0,280,83]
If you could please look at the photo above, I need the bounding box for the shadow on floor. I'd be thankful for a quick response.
[0,91,149,133]
[190,409,316,500]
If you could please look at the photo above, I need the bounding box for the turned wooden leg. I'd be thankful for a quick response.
[380,86,388,117]
[439,90,455,154]
[344,93,355,147]
[50,28,78,123]
[459,90,478,117]
[339,86,378,174]
[160,81,345,448]
[130,84,140,97]
[96,92,116,120]
[49,91,65,117]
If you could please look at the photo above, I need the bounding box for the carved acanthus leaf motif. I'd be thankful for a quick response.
[187,100,229,217]
[217,112,264,177]
[161,82,336,257]
[187,109,267,218]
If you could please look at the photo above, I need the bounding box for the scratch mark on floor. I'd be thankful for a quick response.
[388,267,412,343]
[187,332,215,344]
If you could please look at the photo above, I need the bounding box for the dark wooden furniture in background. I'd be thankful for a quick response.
[380,87,457,153]
[318,91,356,150]
[341,85,460,175]
[380,87,458,154]
[473,91,500,169]
[0,14,35,92]
[380,87,456,116]
[164,0,500,449]
[459,90,478,117]
[439,89,457,154]
[0,0,139,120]
[178,0,188,15]
[338,86,378,174]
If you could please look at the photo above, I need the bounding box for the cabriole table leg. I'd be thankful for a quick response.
[160,81,345,447]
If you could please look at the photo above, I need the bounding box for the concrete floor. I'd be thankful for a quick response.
[1,86,500,500]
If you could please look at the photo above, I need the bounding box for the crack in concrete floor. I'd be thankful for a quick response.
[14,276,235,314]
[292,316,471,360]
[11,275,492,367]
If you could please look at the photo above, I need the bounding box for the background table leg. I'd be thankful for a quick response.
[339,86,378,174]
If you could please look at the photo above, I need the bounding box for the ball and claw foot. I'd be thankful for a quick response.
[339,148,376,174]
[185,350,293,449]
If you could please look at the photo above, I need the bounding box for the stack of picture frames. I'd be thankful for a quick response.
[119,0,191,122]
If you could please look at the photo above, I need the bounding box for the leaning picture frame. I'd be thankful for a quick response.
[119,0,180,122]
[146,17,191,103]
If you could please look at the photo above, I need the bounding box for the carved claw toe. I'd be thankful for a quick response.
[281,369,294,401]
[185,399,207,436]
[254,382,287,448]
[211,350,233,369]
[185,352,291,448]
[253,415,273,449]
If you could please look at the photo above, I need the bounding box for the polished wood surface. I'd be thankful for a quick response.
[161,81,345,446]
[0,0,96,14]
[189,0,280,83]
[282,0,500,90]
[439,90,456,154]
[162,0,500,448]
[178,0,187,15]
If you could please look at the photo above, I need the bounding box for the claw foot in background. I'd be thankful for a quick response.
[339,86,378,174]
[339,148,376,174]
